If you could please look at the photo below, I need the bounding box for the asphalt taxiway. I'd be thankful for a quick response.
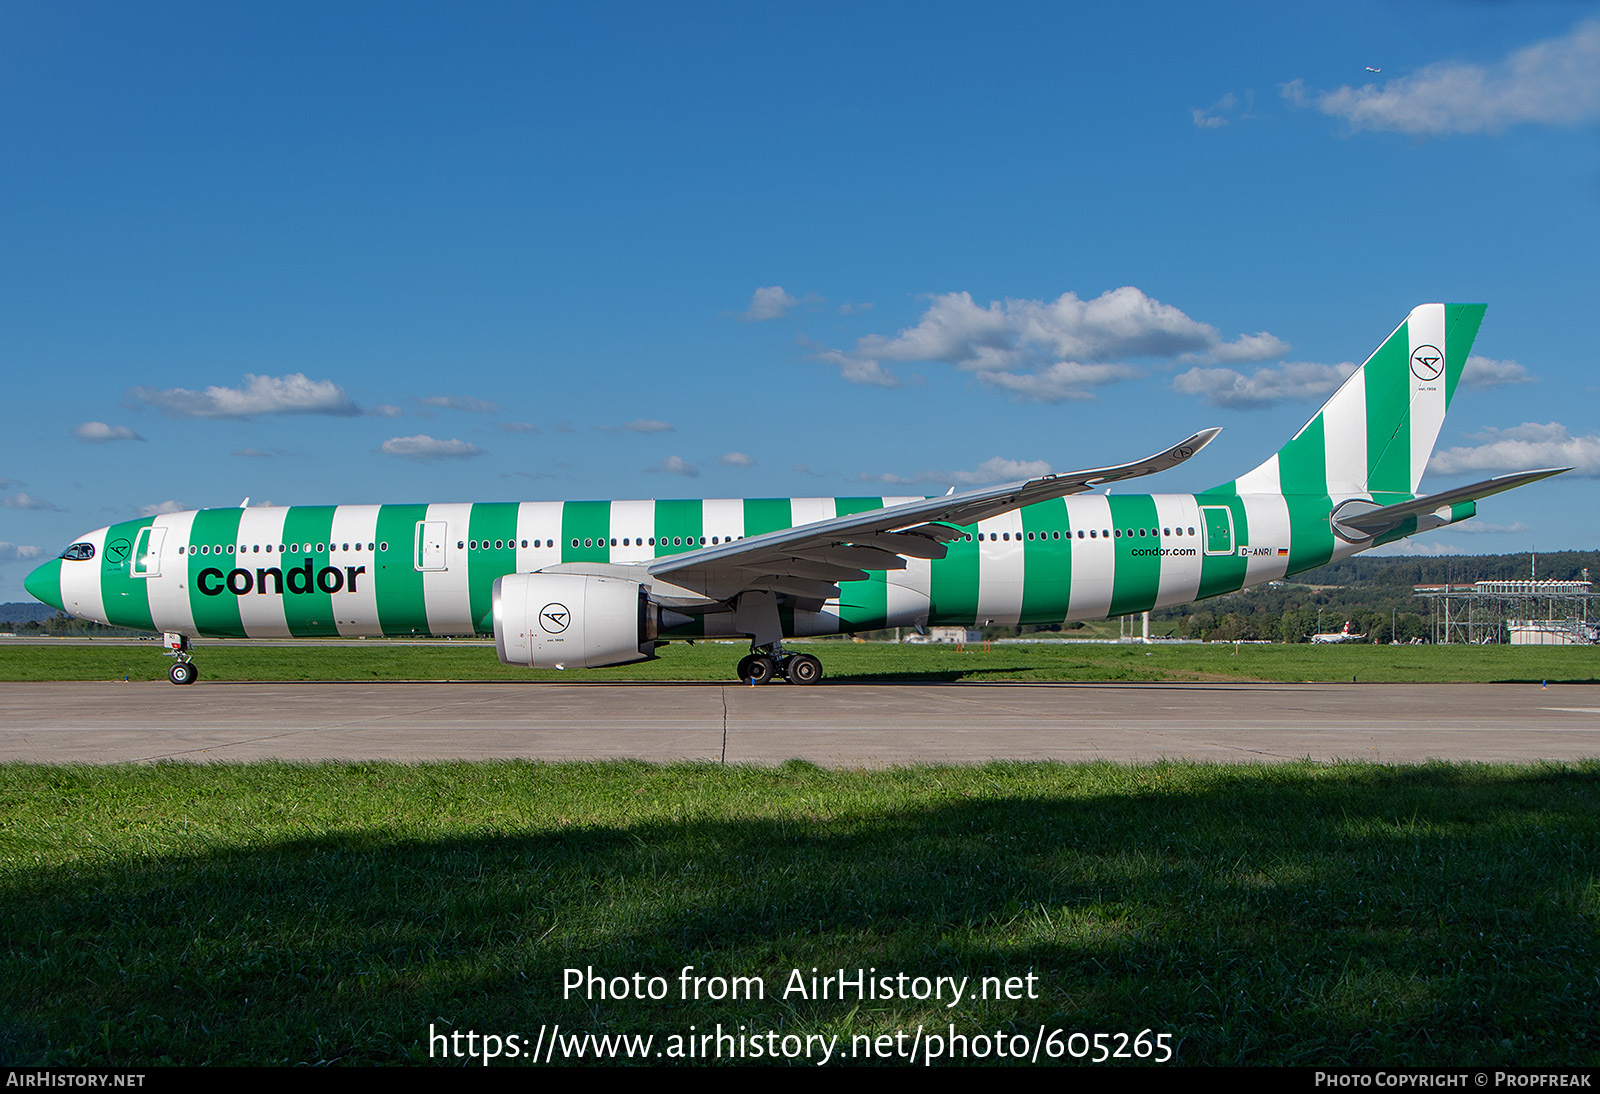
[2,680,1597,765]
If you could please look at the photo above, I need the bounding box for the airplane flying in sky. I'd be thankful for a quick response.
[24,304,1567,685]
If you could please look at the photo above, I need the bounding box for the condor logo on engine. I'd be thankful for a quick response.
[539,603,571,634]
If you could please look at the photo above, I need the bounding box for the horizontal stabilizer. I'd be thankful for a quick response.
[1331,468,1568,541]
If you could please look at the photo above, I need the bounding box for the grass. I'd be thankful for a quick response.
[2,760,1598,1066]
[1,638,1597,684]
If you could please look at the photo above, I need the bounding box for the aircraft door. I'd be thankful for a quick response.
[415,521,448,571]
[1199,505,1234,556]
[131,526,165,577]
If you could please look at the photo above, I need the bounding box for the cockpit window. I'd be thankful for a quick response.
[59,542,95,562]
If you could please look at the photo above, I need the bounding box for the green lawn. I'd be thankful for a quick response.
[2,760,1597,1066]
[0,638,1595,684]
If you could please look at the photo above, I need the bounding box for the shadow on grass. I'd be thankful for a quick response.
[2,762,1598,1066]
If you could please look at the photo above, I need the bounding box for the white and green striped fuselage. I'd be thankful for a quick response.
[26,487,1449,641]
[32,304,1551,670]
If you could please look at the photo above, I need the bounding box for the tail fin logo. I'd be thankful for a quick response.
[1411,345,1443,381]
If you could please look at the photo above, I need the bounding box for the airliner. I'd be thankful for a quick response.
[24,304,1566,685]
[1310,621,1368,645]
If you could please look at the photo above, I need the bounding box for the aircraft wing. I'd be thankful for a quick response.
[647,428,1220,604]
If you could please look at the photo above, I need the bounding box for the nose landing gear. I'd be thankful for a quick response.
[163,632,199,685]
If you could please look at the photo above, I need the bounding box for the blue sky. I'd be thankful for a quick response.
[3,1,1597,600]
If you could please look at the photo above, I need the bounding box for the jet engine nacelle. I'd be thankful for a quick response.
[492,572,662,669]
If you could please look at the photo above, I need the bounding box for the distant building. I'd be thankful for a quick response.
[903,626,981,644]
[1416,579,1597,645]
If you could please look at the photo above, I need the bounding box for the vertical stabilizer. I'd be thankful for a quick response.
[1223,303,1486,500]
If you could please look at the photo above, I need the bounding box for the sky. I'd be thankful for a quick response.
[3,1,1598,601]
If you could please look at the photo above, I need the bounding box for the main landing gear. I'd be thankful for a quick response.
[735,643,823,685]
[163,632,199,685]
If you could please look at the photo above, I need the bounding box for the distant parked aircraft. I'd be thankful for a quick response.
[1311,621,1368,645]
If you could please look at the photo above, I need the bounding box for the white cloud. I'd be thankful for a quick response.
[3,493,62,512]
[742,286,799,322]
[1192,91,1238,129]
[369,404,405,418]
[417,394,499,414]
[647,455,699,477]
[499,422,539,433]
[1284,20,1600,135]
[0,542,41,562]
[1429,422,1600,477]
[1362,539,1482,557]
[1172,361,1356,409]
[128,373,358,418]
[816,287,1284,395]
[718,452,756,467]
[138,500,185,517]
[379,435,484,460]
[978,361,1144,403]
[596,419,675,434]
[73,421,144,443]
[232,448,288,458]
[855,456,1053,487]
[813,347,904,388]
[1205,330,1292,364]
[1461,355,1532,388]
[1446,520,1532,535]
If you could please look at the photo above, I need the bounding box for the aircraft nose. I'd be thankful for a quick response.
[23,557,63,611]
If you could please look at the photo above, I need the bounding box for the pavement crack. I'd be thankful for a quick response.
[719,687,729,764]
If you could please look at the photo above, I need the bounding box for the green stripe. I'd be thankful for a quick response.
[1372,515,1419,549]
[1365,322,1412,495]
[1276,416,1328,495]
[278,506,337,637]
[99,519,154,630]
[186,510,247,638]
[1019,499,1070,624]
[833,497,887,630]
[468,502,519,632]
[1283,494,1335,575]
[1194,493,1250,601]
[1443,305,1486,409]
[742,498,793,537]
[837,572,889,631]
[928,526,980,626]
[561,501,610,564]
[653,499,704,557]
[373,504,429,636]
[1108,495,1161,617]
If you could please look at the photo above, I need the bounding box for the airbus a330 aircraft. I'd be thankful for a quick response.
[24,304,1567,685]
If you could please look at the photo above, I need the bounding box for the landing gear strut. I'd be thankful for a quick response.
[735,643,823,685]
[163,632,199,686]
